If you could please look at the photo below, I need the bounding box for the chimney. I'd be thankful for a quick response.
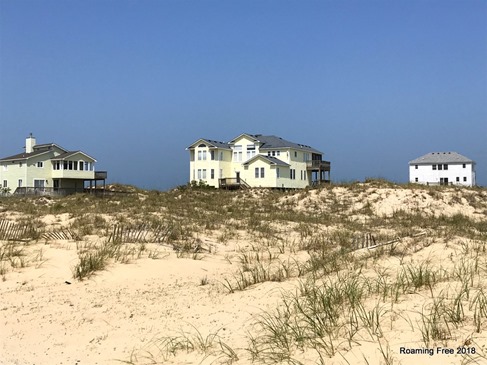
[25,133,36,153]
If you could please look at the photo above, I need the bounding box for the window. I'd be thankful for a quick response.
[34,179,45,188]
[276,168,280,178]
[197,169,202,179]
[198,150,207,160]
[272,151,276,157]
[84,162,89,171]
[211,169,214,179]
[294,151,297,158]
[255,167,259,178]
[68,161,73,170]
[202,169,207,179]
[219,152,223,160]
[233,145,242,162]
[19,162,23,167]
[415,178,418,182]
[260,167,265,178]
[438,164,442,170]
[290,169,296,180]
[456,177,460,182]
[74,161,78,170]
[210,151,215,160]
[79,161,84,170]
[443,164,448,170]
[246,145,256,160]
[276,151,280,156]
[18,179,22,187]
[3,180,7,188]
[193,170,195,180]
[415,165,418,169]
[463,164,466,168]
[463,177,467,182]
[2,164,7,171]
[432,165,437,170]
[267,151,271,156]
[37,161,43,168]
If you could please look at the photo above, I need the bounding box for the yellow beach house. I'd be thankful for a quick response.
[187,133,331,189]
[0,134,107,195]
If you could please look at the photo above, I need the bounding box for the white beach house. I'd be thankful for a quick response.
[408,152,476,187]
[187,133,331,189]
[0,134,107,195]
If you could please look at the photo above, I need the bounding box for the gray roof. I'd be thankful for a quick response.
[187,138,230,149]
[243,155,290,166]
[0,142,95,162]
[249,134,322,154]
[0,149,51,162]
[409,152,474,165]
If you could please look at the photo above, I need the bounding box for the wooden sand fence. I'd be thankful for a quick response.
[41,228,80,241]
[108,224,172,244]
[353,231,428,251]
[0,219,36,241]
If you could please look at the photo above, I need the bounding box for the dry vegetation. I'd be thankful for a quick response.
[1,180,486,364]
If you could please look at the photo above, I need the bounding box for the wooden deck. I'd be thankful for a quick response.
[218,178,251,190]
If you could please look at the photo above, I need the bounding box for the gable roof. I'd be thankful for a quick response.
[0,149,52,162]
[243,154,290,167]
[186,138,230,150]
[0,141,96,163]
[409,152,474,165]
[33,143,67,152]
[241,134,322,154]
[52,151,97,162]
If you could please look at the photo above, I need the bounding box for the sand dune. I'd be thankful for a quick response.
[1,182,486,364]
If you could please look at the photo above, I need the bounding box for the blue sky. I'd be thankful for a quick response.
[1,0,486,189]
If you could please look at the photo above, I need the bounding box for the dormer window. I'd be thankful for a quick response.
[37,162,43,168]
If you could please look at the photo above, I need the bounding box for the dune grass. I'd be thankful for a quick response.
[1,181,486,363]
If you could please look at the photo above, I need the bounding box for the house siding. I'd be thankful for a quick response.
[187,134,329,189]
[409,163,475,187]
[0,136,99,194]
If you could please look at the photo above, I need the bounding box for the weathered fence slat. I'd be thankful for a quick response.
[107,224,172,244]
[0,219,36,241]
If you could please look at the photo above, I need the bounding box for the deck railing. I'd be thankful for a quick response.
[306,160,331,170]
[218,178,251,189]
[13,187,109,196]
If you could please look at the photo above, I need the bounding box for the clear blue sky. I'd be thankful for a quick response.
[1,0,486,189]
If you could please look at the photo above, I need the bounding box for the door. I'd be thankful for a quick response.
[53,179,60,191]
[34,179,45,188]
[236,172,240,183]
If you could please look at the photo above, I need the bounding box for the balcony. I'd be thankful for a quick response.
[51,169,95,179]
[306,160,331,171]
[95,171,108,180]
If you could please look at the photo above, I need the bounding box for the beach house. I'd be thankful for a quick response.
[408,152,476,187]
[0,134,107,195]
[187,133,331,189]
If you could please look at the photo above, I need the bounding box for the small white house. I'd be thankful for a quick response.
[409,152,476,187]
[187,133,331,189]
